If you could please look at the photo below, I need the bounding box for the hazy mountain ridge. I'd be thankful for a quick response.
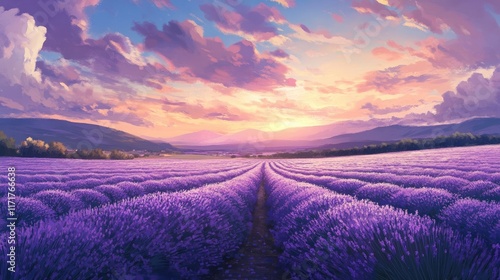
[168,117,500,148]
[167,130,224,144]
[2,117,499,153]
[320,118,500,146]
[0,118,176,152]
[166,120,389,145]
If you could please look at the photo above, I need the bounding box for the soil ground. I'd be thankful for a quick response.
[207,182,283,280]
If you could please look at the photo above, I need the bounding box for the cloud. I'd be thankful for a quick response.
[288,23,352,47]
[362,102,416,115]
[162,98,258,121]
[317,85,343,94]
[132,0,174,9]
[372,46,404,61]
[331,13,344,23]
[200,3,284,41]
[269,49,290,58]
[434,67,500,121]
[151,0,174,9]
[36,60,82,86]
[387,40,407,52]
[1,0,97,58]
[133,20,296,91]
[270,0,295,8]
[352,0,500,68]
[0,7,152,127]
[352,0,398,19]
[357,64,440,94]
[299,24,311,33]
[0,8,46,84]
[3,1,174,89]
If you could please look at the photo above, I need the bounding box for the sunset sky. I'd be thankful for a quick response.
[1,0,499,138]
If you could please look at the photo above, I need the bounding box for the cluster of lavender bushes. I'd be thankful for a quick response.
[275,162,500,201]
[272,164,500,243]
[264,163,500,279]
[0,164,263,279]
[277,146,500,184]
[0,158,258,230]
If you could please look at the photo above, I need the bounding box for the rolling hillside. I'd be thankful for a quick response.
[0,118,176,152]
[319,118,500,146]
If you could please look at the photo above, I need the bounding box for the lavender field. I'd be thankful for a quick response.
[1,145,500,279]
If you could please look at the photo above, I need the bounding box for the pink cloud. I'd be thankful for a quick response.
[133,20,296,91]
[331,13,344,23]
[352,0,398,18]
[353,0,500,68]
[357,64,441,94]
[317,85,343,94]
[271,0,295,8]
[387,40,407,52]
[132,0,174,9]
[200,3,284,41]
[162,98,261,121]
[151,0,174,9]
[372,47,404,61]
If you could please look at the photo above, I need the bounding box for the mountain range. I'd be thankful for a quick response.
[1,117,500,153]
[172,117,500,152]
[166,119,392,145]
[319,117,500,147]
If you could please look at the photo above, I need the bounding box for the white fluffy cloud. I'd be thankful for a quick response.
[0,8,46,84]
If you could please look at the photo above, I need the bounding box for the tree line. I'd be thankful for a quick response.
[0,131,134,160]
[268,132,500,158]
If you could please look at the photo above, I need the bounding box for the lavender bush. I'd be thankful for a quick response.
[265,164,500,279]
[389,187,456,217]
[0,165,262,279]
[439,199,500,243]
[72,189,112,208]
[355,183,403,205]
[32,190,85,216]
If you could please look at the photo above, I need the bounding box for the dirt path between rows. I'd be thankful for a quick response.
[208,182,283,280]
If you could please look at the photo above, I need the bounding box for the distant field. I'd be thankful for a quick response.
[140,154,233,160]
[1,145,499,279]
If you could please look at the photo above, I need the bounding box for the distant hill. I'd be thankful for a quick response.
[167,130,224,145]
[0,118,176,152]
[318,117,500,147]
[178,118,500,153]
[167,119,389,145]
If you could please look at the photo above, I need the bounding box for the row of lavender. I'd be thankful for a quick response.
[277,159,500,175]
[2,158,253,184]
[278,146,500,180]
[275,161,500,202]
[0,158,259,230]
[1,156,253,171]
[8,164,257,197]
[271,163,500,244]
[278,162,500,187]
[0,164,263,279]
[264,163,500,279]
